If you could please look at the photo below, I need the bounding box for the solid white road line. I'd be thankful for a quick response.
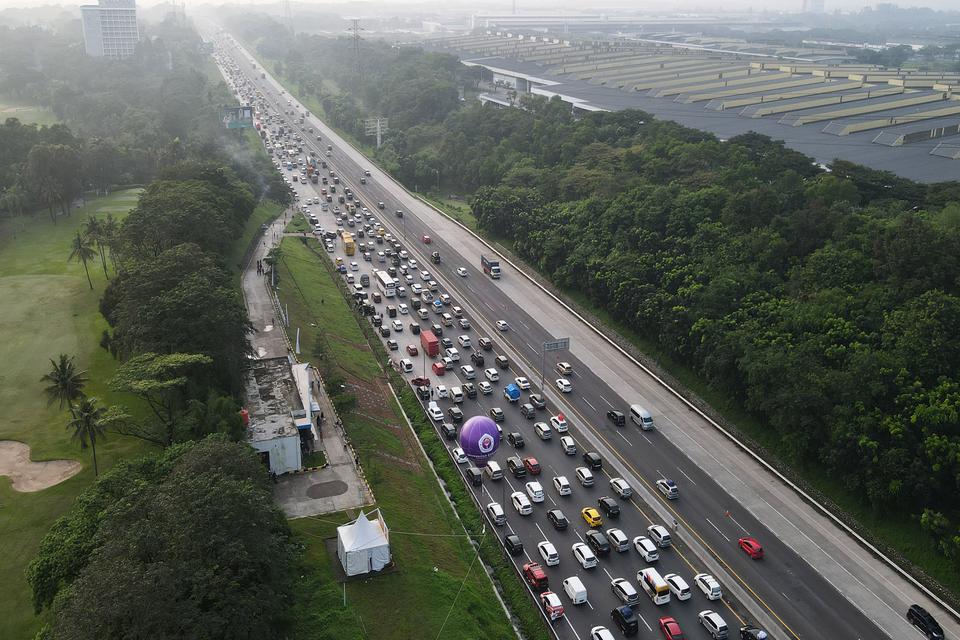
[706,517,731,542]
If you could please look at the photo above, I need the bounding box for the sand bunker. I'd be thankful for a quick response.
[0,440,81,491]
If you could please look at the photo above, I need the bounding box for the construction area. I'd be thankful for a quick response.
[427,32,960,181]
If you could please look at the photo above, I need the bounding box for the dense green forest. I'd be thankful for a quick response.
[231,17,960,577]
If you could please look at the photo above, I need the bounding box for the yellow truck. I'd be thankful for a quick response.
[342,232,356,256]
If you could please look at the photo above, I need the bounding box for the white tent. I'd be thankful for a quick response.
[337,509,391,577]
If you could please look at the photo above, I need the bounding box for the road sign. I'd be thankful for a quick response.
[543,338,569,352]
[221,105,254,129]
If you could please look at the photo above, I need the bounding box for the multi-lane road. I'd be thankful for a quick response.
[210,29,958,640]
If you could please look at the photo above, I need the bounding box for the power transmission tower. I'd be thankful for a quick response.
[363,117,389,149]
[350,18,363,82]
[281,0,293,34]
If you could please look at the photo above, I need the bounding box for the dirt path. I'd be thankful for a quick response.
[0,440,81,491]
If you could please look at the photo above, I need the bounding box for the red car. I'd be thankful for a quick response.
[659,616,684,640]
[410,376,429,387]
[422,234,432,244]
[739,536,764,559]
[523,456,542,475]
[540,590,565,621]
[431,361,446,376]
[522,562,548,591]
[406,344,419,356]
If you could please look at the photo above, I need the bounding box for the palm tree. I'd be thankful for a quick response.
[69,230,96,289]
[40,354,88,412]
[67,396,108,476]
[101,213,120,275]
[83,216,109,279]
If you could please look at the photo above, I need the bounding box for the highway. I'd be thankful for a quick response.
[210,31,952,640]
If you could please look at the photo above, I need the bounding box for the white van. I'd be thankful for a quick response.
[450,386,464,403]
[485,461,503,481]
[562,576,587,605]
[630,404,655,430]
[535,422,552,440]
[417,308,429,320]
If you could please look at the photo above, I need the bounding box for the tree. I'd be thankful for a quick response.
[68,230,96,289]
[65,396,117,476]
[82,215,109,279]
[40,354,88,412]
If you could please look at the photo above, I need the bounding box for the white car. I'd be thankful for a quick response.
[456,267,468,277]
[350,261,359,271]
[487,502,506,526]
[633,536,659,562]
[664,573,691,601]
[511,491,532,516]
[439,293,452,305]
[458,318,471,330]
[452,447,468,464]
[484,368,500,382]
[514,376,530,390]
[496,320,509,331]
[457,335,472,348]
[411,283,423,295]
[391,320,403,332]
[445,348,460,362]
[611,577,639,605]
[526,481,545,503]
[427,402,443,422]
[549,414,569,432]
[648,524,672,547]
[400,358,413,373]
[553,475,572,496]
[460,365,476,379]
[606,528,629,552]
[478,381,493,395]
[575,466,594,486]
[699,610,728,639]
[695,573,722,600]
[538,541,560,567]
[398,303,408,315]
[589,628,615,640]
[572,542,598,569]
[556,378,572,393]
[610,477,633,498]
[436,385,448,399]
[420,270,431,281]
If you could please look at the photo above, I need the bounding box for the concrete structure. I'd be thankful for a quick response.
[245,355,318,474]
[80,0,139,58]
[337,509,391,576]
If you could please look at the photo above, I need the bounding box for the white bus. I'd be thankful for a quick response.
[376,270,396,297]
[638,567,670,605]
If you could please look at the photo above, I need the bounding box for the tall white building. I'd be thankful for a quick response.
[81,0,139,59]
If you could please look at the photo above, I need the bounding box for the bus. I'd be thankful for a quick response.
[342,232,356,256]
[376,270,396,297]
[639,568,670,605]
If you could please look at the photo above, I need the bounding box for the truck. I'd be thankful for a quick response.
[342,232,356,256]
[310,173,319,184]
[503,383,521,403]
[431,251,441,264]
[481,254,501,279]
[420,330,440,358]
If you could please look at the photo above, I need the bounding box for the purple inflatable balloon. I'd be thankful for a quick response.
[458,415,500,466]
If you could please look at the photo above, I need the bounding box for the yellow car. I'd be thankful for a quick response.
[335,257,344,266]
[581,507,603,528]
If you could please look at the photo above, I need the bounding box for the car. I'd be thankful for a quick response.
[457,335,472,348]
[553,475,572,496]
[470,351,485,367]
[611,577,639,606]
[398,303,408,315]
[448,406,463,423]
[534,421,552,439]
[436,384,449,399]
[504,534,524,556]
[350,261,359,271]
[506,455,526,478]
[379,325,391,337]
[664,573,691,601]
[427,402,443,422]
[540,590,564,620]
[659,616,684,640]
[583,451,602,469]
[411,283,423,295]
[496,320,509,331]
[439,293,452,306]
[507,432,524,448]
[606,528,629,552]
[411,376,430,387]
[694,573,722,601]
[444,347,460,362]
[538,540,560,566]
[556,378,572,393]
[575,466,594,486]
[495,355,509,369]
[459,364,476,379]
[511,491,532,515]
[391,320,404,332]
[739,537,764,559]
[526,481,545,503]
[439,422,456,440]
[606,410,625,426]
[406,344,419,357]
[611,605,639,637]
[386,339,398,351]
[440,336,454,349]
[478,381,493,395]
[451,447,468,464]
[598,496,620,518]
[529,393,545,409]
[610,477,633,498]
[431,361,445,375]
[523,457,541,475]
[487,502,506,526]
[739,625,770,640]
[547,509,569,530]
[422,234,431,244]
[549,414,569,432]
[633,535,659,562]
[560,435,577,455]
[907,604,944,640]
[490,407,505,422]
[457,267,468,277]
[657,478,679,500]
[648,524,672,547]
[590,628,616,640]
[556,361,573,376]
[572,542,598,569]
[514,376,530,390]
[581,507,603,527]
[478,337,493,351]
[698,610,728,640]
[451,305,463,318]
[399,358,413,373]
[586,529,611,555]
[484,368,500,382]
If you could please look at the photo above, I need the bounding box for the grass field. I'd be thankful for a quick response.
[0,95,58,127]
[275,237,515,640]
[0,190,158,639]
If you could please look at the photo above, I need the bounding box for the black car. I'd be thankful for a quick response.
[547,509,568,531]
[907,604,944,640]
[490,407,505,422]
[508,432,525,448]
[387,266,397,277]
[606,410,626,426]
[471,352,485,367]
[440,422,456,440]
[409,323,421,335]
[378,326,391,337]
[586,530,611,555]
[431,324,444,337]
[504,533,524,556]
[598,496,620,519]
[372,314,382,327]
[440,337,454,349]
[611,606,638,637]
[506,455,526,478]
[465,466,482,486]
[416,386,430,401]
[740,625,772,640]
[463,383,477,399]
[529,393,545,409]
[448,406,464,423]
[495,355,509,369]
[478,337,493,351]
[583,451,602,469]
[386,339,398,351]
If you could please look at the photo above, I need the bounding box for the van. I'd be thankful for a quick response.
[535,422,552,440]
[630,404,656,430]
[485,461,503,480]
[417,308,429,320]
[450,386,464,403]
[442,313,454,327]
[562,576,587,605]
[387,305,397,318]
[465,467,482,486]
